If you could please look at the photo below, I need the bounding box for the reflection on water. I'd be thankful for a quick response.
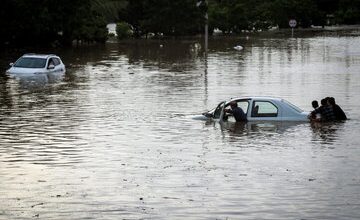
[310,121,346,145]
[1,32,360,219]
[7,71,65,91]
[219,120,346,147]
[219,121,307,135]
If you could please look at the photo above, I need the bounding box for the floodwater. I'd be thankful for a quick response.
[1,31,360,219]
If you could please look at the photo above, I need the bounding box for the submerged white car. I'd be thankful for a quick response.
[6,54,66,76]
[194,97,310,122]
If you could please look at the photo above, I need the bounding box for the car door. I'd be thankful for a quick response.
[249,100,281,121]
[213,101,226,121]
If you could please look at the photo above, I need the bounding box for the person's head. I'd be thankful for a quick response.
[320,98,327,106]
[328,97,336,105]
[312,100,319,109]
[230,101,238,109]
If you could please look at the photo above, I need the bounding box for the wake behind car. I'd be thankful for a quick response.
[6,54,66,76]
[193,96,310,122]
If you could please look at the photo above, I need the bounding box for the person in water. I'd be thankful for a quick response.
[225,101,247,122]
[312,100,319,109]
[310,100,320,121]
[310,98,336,122]
[328,97,347,120]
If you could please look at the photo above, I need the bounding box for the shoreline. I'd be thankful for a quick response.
[108,25,360,42]
[1,25,360,49]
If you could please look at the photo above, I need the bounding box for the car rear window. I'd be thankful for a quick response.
[14,57,47,68]
[282,99,303,113]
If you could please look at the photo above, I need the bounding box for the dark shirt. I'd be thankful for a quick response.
[228,106,247,122]
[332,104,347,120]
[312,105,336,122]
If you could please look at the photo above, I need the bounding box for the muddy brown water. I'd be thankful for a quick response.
[1,32,360,219]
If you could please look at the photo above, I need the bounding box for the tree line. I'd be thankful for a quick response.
[1,0,359,47]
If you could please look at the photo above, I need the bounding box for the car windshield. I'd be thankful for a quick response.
[14,57,47,68]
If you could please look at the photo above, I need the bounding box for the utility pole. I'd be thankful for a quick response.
[205,10,208,55]
[197,0,208,54]
[197,0,209,106]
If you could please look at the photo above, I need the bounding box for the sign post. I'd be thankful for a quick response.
[289,19,297,38]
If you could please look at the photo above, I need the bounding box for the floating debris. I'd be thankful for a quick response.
[31,203,43,208]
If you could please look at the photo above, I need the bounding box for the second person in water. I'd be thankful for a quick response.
[309,97,347,122]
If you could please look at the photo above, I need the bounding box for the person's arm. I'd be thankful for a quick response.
[225,108,233,114]
[309,109,316,118]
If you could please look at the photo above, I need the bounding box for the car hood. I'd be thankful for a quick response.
[6,67,46,75]
[191,114,210,120]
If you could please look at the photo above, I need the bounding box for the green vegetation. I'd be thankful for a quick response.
[116,22,132,39]
[1,0,359,47]
[122,0,203,37]
[0,0,127,47]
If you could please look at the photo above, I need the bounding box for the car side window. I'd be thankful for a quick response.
[251,101,278,117]
[237,101,249,114]
[223,100,249,122]
[47,58,55,68]
[224,100,249,113]
[53,58,61,66]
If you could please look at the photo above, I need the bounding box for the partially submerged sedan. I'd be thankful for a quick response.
[195,97,309,122]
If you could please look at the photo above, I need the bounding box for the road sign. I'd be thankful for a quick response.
[289,19,297,28]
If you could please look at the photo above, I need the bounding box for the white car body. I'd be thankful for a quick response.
[6,54,66,77]
[194,97,310,122]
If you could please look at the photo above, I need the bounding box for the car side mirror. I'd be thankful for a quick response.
[48,64,55,69]
[9,63,13,66]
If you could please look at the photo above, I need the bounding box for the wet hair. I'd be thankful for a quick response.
[328,97,336,105]
[312,100,319,109]
[320,98,327,106]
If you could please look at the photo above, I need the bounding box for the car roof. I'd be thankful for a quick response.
[228,96,284,102]
[22,54,59,59]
